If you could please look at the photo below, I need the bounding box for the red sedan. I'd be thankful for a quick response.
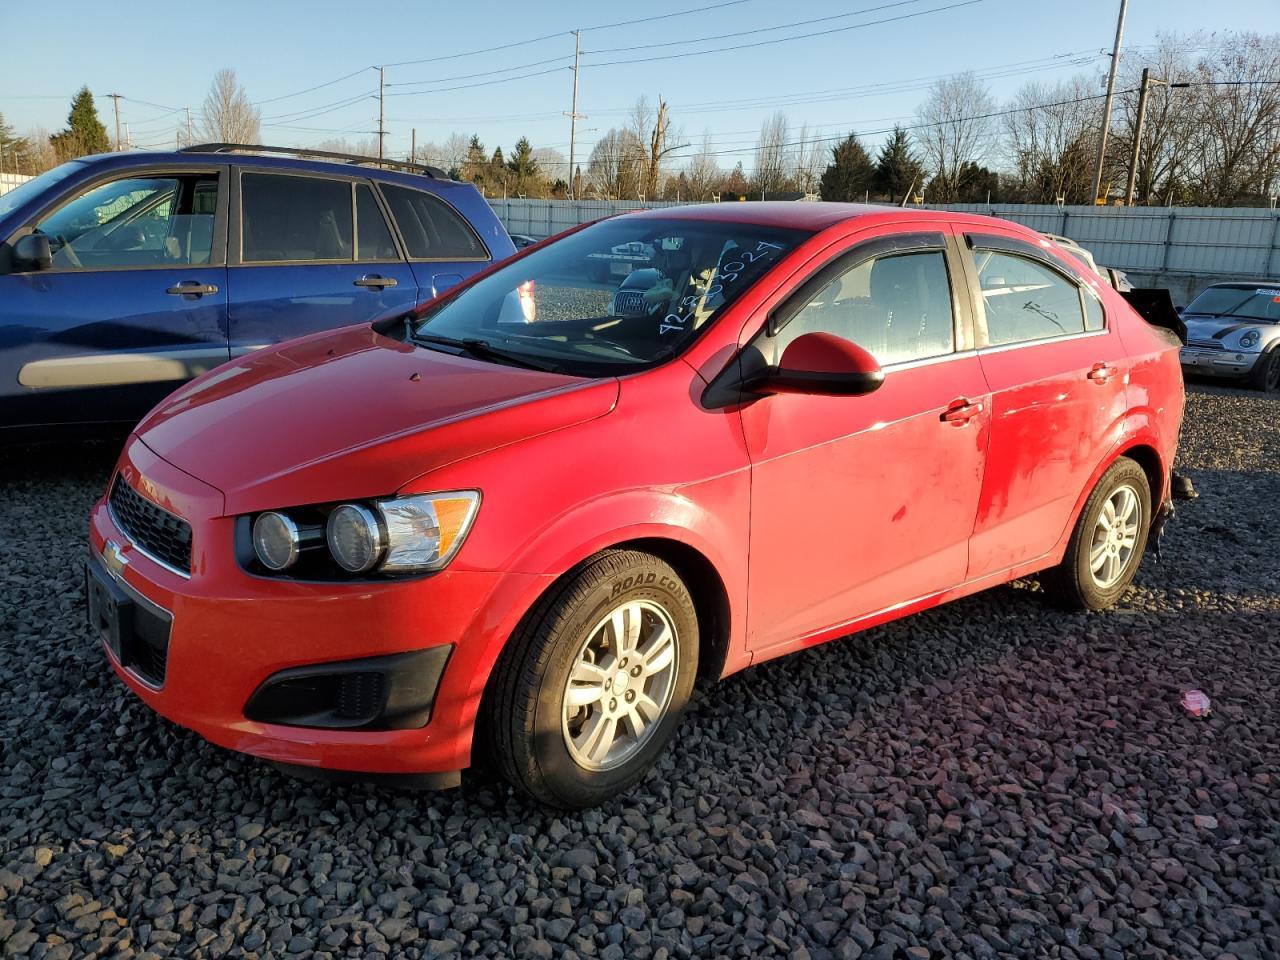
[87,204,1185,808]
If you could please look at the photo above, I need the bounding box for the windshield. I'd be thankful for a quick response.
[1186,286,1280,323]
[0,161,85,219]
[413,217,810,375]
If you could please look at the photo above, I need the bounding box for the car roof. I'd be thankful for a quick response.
[73,148,462,192]
[621,201,1039,237]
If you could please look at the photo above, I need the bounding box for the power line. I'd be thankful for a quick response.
[253,67,376,106]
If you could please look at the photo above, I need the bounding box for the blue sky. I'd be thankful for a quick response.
[2,0,1275,177]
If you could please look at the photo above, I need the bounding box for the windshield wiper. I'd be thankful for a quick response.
[410,331,565,373]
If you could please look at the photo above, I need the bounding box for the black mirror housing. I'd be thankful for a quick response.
[13,233,53,272]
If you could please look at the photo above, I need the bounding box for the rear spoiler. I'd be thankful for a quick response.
[1121,288,1186,345]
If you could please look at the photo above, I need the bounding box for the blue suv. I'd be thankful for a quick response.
[0,144,514,442]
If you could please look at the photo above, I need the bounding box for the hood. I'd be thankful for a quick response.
[1183,315,1274,342]
[136,325,618,515]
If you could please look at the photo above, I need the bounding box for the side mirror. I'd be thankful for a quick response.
[13,233,53,272]
[749,332,884,397]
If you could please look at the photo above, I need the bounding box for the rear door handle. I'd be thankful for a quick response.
[1087,362,1116,383]
[941,397,984,425]
[166,281,219,297]
[354,275,397,289]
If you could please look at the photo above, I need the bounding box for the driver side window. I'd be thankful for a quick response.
[776,250,956,366]
[33,173,218,269]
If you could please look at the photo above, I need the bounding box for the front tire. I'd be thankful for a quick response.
[484,550,698,808]
[1249,347,1280,392]
[1041,457,1152,611]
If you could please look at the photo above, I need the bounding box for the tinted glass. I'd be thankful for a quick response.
[413,217,808,375]
[1185,286,1280,323]
[976,251,1086,346]
[381,184,485,260]
[34,174,217,269]
[356,184,399,261]
[241,173,351,263]
[777,250,955,365]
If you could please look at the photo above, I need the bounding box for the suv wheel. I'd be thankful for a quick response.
[1041,457,1151,611]
[484,550,698,808]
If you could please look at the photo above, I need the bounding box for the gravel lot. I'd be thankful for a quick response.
[1,384,1277,960]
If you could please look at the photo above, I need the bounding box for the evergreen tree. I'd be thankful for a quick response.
[874,126,923,202]
[506,137,540,194]
[0,113,33,172]
[50,87,109,160]
[818,132,876,202]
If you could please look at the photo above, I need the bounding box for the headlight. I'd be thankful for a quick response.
[326,504,385,573]
[252,511,300,571]
[377,491,481,573]
[1239,329,1261,349]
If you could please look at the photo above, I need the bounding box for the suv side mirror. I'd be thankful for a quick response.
[749,332,884,397]
[13,233,53,272]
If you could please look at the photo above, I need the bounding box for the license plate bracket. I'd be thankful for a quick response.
[85,559,134,660]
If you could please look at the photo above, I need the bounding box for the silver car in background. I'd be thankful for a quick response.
[1179,282,1280,392]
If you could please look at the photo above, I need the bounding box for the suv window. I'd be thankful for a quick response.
[33,174,218,269]
[776,250,955,366]
[975,250,1087,346]
[241,173,351,263]
[381,185,486,260]
[355,184,399,262]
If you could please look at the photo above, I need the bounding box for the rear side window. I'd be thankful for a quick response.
[241,173,351,263]
[355,184,399,261]
[975,250,1086,346]
[777,250,955,366]
[381,185,486,260]
[1084,287,1105,331]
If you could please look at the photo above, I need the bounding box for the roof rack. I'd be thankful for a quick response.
[178,143,449,180]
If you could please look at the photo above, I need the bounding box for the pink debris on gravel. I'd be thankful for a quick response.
[1181,689,1212,717]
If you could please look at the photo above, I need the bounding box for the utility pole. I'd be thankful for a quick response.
[108,93,123,151]
[411,128,416,164]
[123,122,131,150]
[564,30,587,199]
[185,107,193,145]
[1124,69,1188,206]
[1090,0,1128,205]
[378,67,386,162]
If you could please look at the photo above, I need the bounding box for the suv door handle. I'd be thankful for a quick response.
[166,281,219,297]
[1087,362,1116,383]
[941,397,984,425]
[354,275,397,289]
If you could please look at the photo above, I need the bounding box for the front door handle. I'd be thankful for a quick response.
[166,281,219,297]
[941,397,984,425]
[1087,362,1116,383]
[354,275,397,289]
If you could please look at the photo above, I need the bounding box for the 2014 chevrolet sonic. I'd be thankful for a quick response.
[87,203,1185,808]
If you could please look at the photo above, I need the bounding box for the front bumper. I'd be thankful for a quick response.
[88,436,551,778]
[1179,346,1259,378]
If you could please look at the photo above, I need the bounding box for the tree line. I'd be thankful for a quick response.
[3,32,1274,207]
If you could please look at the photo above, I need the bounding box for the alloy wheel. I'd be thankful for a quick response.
[1088,483,1141,589]
[561,600,679,771]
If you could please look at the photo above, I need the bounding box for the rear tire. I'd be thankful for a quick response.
[483,550,698,809]
[1041,457,1151,611]
[1249,347,1280,392]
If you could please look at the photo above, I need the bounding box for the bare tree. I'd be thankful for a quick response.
[200,69,261,143]
[1003,77,1097,203]
[790,124,827,195]
[916,72,996,201]
[587,128,644,199]
[753,111,790,196]
[685,131,722,200]
[1185,33,1280,205]
[626,96,684,199]
[312,137,380,158]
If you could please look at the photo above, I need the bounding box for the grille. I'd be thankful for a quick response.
[1186,338,1224,350]
[613,291,645,316]
[109,477,193,574]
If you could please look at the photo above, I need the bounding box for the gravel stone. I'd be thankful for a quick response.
[1,385,1278,958]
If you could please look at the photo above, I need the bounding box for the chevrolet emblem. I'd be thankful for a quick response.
[102,539,128,580]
